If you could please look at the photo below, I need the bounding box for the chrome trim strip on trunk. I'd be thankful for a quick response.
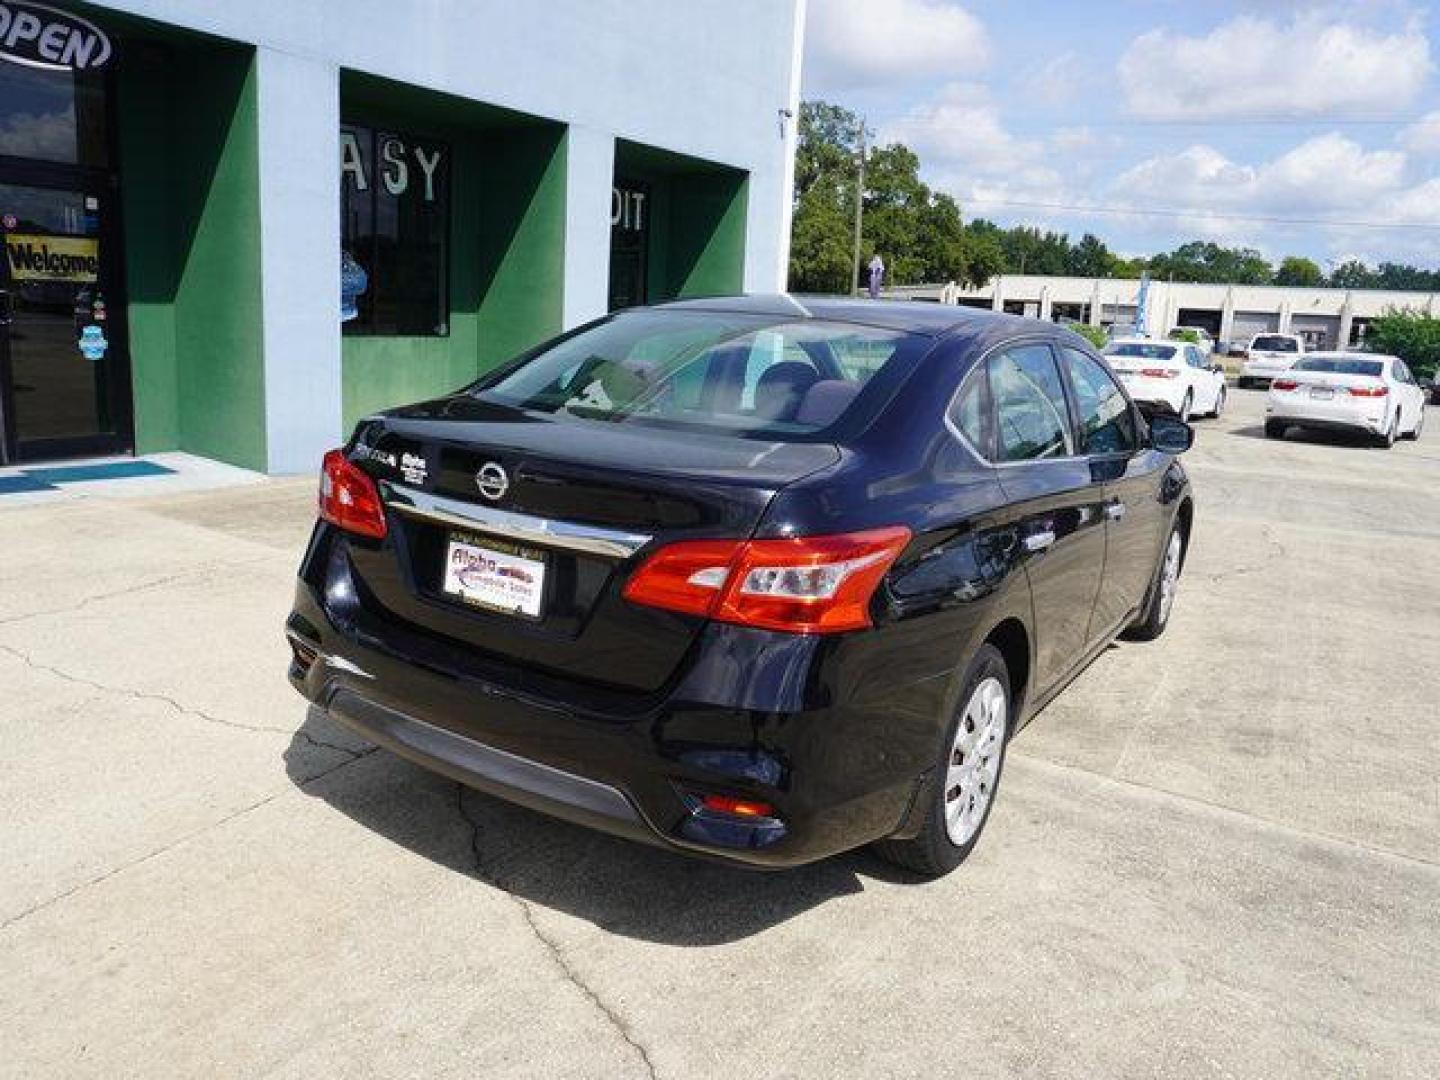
[380,482,653,559]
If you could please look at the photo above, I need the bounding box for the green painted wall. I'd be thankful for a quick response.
[615,141,749,305]
[339,75,567,432]
[117,39,266,470]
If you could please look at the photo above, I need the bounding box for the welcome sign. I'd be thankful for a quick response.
[5,233,100,283]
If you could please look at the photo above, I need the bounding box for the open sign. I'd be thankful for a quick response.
[0,1,112,72]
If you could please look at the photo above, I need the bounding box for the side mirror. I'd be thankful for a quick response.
[1149,413,1194,455]
[1210,363,1225,374]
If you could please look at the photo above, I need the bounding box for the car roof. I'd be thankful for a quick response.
[644,293,1056,343]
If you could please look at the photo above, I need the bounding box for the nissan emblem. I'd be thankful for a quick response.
[475,462,509,501]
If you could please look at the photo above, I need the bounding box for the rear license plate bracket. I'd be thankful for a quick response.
[441,531,548,619]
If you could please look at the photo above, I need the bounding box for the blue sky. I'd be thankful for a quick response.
[803,0,1440,268]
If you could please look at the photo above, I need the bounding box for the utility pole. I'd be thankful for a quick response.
[850,119,866,297]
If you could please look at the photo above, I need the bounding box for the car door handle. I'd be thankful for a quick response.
[1023,529,1056,553]
[1105,501,1126,522]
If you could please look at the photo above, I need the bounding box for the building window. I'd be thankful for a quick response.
[340,123,449,336]
[608,179,650,311]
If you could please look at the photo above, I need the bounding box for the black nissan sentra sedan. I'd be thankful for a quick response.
[287,296,1194,876]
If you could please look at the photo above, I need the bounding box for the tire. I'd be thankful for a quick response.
[874,644,1011,878]
[1265,420,1288,439]
[1124,523,1184,642]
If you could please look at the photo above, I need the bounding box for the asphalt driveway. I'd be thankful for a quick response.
[2,389,1437,1078]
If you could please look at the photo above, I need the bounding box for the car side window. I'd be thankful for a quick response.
[986,345,1073,462]
[949,369,993,458]
[1061,348,1138,456]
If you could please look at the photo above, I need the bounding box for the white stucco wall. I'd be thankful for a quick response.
[90,0,804,470]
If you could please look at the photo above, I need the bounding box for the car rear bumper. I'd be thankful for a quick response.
[285,544,944,868]
[1266,394,1388,434]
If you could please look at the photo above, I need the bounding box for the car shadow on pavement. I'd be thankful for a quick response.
[284,707,891,946]
[1230,423,1376,448]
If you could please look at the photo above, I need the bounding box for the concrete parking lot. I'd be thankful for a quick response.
[2,389,1437,1079]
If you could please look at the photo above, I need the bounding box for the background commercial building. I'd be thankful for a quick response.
[0,0,805,471]
[893,275,1440,353]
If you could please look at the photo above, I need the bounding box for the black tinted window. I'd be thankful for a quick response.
[1253,336,1298,352]
[987,346,1072,462]
[1293,358,1384,377]
[1062,349,1137,455]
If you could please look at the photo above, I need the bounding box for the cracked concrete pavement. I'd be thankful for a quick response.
[1,390,1437,1078]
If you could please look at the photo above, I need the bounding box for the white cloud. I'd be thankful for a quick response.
[1113,135,1407,215]
[881,82,1040,175]
[803,0,988,91]
[1118,13,1432,120]
[0,109,74,160]
[1399,110,1440,156]
[1017,51,1087,107]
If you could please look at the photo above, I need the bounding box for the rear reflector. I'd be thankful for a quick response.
[700,794,776,819]
[1347,385,1389,398]
[623,526,911,634]
[1139,367,1182,378]
[1271,379,1300,391]
[319,448,387,539]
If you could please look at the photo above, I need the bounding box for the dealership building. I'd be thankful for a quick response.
[0,0,804,471]
[899,275,1440,352]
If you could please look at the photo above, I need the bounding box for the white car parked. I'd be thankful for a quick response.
[1265,353,1427,448]
[1240,333,1304,388]
[1103,338,1227,421]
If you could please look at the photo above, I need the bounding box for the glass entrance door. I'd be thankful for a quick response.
[0,177,128,463]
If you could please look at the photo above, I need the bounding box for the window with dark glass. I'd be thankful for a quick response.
[1062,347,1137,455]
[340,123,448,336]
[0,62,107,168]
[987,346,1073,462]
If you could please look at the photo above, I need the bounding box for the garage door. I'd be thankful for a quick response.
[1231,311,1277,342]
[1291,314,1339,351]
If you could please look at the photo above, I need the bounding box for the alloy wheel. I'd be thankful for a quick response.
[1158,529,1182,624]
[944,676,1007,846]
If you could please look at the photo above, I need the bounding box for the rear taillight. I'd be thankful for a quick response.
[1347,385,1389,398]
[1271,379,1299,391]
[1140,367,1182,378]
[319,448,387,539]
[623,526,911,634]
[699,794,776,819]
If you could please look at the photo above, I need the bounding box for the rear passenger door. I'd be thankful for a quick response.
[976,343,1110,696]
[1059,346,1168,637]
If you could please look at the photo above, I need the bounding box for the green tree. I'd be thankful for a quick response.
[1364,309,1440,382]
[1148,241,1272,285]
[1328,259,1377,289]
[1066,233,1119,278]
[789,101,863,293]
[1274,256,1323,287]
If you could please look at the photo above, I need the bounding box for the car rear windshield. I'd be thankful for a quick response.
[1104,343,1177,360]
[1252,336,1298,351]
[470,310,931,440]
[1294,358,1384,376]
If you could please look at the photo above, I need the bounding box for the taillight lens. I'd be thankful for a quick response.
[699,794,776,819]
[1271,379,1299,391]
[319,448,387,539]
[1140,367,1182,378]
[1347,384,1389,398]
[623,526,911,634]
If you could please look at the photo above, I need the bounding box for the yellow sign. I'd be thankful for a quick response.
[4,233,100,284]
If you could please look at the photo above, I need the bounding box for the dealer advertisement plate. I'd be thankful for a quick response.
[441,532,546,618]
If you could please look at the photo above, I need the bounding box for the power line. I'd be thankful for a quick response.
[963,198,1440,232]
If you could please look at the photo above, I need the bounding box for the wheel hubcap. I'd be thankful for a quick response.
[1158,530,1182,624]
[944,676,1007,846]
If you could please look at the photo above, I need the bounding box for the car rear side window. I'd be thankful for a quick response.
[987,345,1073,462]
[1062,348,1137,455]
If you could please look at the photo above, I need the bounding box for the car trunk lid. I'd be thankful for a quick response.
[341,398,841,693]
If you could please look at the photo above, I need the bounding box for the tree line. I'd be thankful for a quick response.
[791,100,1440,295]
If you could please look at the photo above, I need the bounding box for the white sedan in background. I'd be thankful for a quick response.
[1102,338,1227,421]
[1265,353,1427,448]
[1240,333,1304,388]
